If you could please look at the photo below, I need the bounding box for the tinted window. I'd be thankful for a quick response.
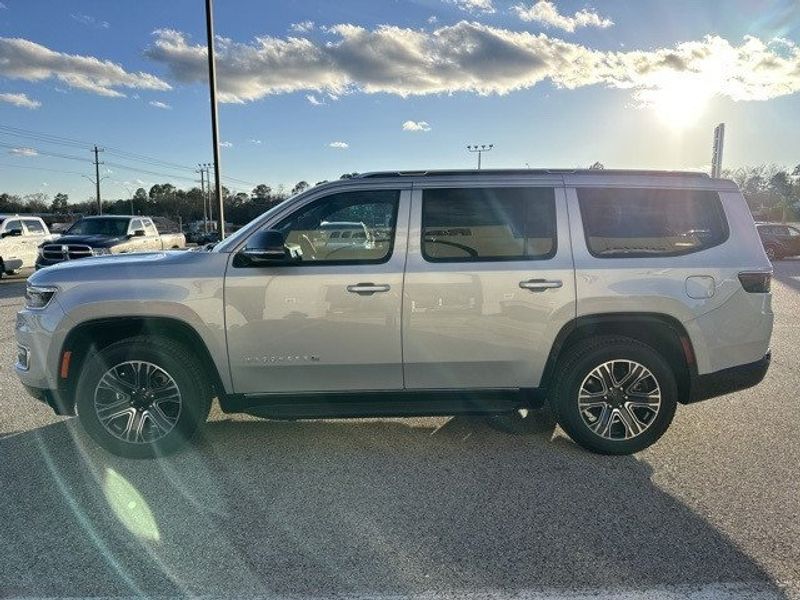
[422,187,556,262]
[274,190,399,264]
[144,221,158,236]
[23,219,46,234]
[578,188,728,258]
[67,218,129,236]
[4,219,22,233]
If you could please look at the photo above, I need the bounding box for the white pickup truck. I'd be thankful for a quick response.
[0,215,52,274]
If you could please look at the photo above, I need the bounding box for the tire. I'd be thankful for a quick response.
[75,336,213,458]
[551,336,677,455]
[486,405,557,436]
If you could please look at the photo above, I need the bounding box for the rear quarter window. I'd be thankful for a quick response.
[577,188,729,258]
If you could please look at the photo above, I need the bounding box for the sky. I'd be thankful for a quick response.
[0,0,799,202]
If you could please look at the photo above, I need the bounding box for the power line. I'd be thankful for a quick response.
[0,122,263,191]
[0,141,91,163]
[0,162,86,176]
[103,161,200,184]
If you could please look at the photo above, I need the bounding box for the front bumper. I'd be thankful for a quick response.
[686,351,771,404]
[35,256,69,270]
[15,302,71,400]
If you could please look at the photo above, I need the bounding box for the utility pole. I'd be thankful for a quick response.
[205,0,226,239]
[93,145,104,214]
[197,164,209,233]
[467,144,493,169]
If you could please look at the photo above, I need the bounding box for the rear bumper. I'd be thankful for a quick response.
[4,258,23,271]
[685,351,771,404]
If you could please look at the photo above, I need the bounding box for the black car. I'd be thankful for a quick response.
[756,222,800,260]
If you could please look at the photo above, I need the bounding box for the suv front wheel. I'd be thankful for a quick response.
[552,336,677,455]
[75,336,213,458]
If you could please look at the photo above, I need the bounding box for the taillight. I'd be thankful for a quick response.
[738,271,771,293]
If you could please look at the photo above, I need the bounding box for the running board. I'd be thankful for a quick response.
[224,389,529,419]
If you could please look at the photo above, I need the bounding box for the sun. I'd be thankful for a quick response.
[641,75,714,130]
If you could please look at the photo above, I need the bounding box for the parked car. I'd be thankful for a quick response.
[35,215,186,269]
[0,215,52,274]
[16,169,773,458]
[756,222,800,260]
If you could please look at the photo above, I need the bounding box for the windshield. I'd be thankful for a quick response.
[66,218,129,237]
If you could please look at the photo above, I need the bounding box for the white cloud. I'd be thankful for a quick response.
[8,147,38,156]
[447,0,495,14]
[290,21,315,33]
[71,13,110,29]
[0,92,41,108]
[249,138,262,144]
[220,141,233,148]
[513,1,613,32]
[0,36,170,97]
[329,141,349,149]
[148,100,171,109]
[145,24,800,107]
[403,120,432,132]
[306,93,324,105]
[428,16,439,24]
[0,3,7,9]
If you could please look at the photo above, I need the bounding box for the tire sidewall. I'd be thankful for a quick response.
[554,341,678,455]
[76,340,209,458]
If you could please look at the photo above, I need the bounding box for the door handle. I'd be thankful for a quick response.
[519,278,563,292]
[347,283,391,295]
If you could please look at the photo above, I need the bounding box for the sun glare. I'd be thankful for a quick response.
[641,76,714,130]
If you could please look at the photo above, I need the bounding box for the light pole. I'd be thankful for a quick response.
[205,0,225,239]
[467,144,494,169]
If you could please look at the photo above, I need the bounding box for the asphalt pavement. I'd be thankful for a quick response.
[0,265,798,599]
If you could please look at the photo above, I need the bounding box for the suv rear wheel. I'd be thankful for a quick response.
[75,336,213,458]
[551,336,677,455]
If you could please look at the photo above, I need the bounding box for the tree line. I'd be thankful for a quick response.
[1,167,798,226]
[725,164,800,222]
[0,180,312,226]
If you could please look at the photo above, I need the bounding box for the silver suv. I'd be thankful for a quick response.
[16,170,773,458]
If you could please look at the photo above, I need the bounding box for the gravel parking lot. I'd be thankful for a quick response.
[0,265,798,599]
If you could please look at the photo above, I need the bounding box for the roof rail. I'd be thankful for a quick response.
[357,168,710,179]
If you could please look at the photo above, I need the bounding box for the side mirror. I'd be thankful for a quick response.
[131,229,145,237]
[240,230,289,264]
[2,228,22,238]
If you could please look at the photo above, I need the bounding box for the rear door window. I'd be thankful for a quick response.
[22,219,46,235]
[577,188,728,258]
[421,187,557,262]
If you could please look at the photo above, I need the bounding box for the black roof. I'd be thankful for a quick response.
[357,169,710,179]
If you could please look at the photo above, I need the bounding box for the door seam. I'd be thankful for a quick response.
[399,185,413,390]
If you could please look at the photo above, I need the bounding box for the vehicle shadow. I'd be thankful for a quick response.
[0,413,785,598]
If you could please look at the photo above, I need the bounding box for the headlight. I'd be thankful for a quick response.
[92,248,111,256]
[25,285,57,309]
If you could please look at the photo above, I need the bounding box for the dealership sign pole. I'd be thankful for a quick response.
[711,123,725,179]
